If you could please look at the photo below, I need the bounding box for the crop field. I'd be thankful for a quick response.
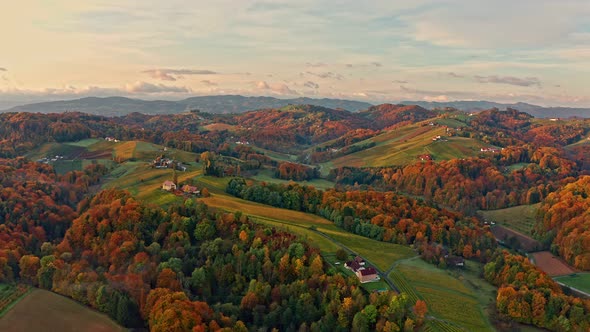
[393,259,493,331]
[0,284,30,317]
[554,273,590,295]
[530,251,576,277]
[479,204,539,235]
[0,289,123,332]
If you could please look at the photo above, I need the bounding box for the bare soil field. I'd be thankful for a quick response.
[530,251,576,277]
[491,225,543,252]
[0,289,124,332]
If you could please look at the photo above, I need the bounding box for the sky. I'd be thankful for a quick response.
[1,0,590,108]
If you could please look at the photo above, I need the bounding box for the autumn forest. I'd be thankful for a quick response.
[0,104,589,332]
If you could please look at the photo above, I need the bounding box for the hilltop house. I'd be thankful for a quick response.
[356,267,379,283]
[162,180,177,191]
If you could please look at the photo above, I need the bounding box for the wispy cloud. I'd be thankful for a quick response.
[200,80,218,86]
[371,62,382,67]
[474,75,541,87]
[0,67,6,72]
[142,69,218,81]
[305,62,327,68]
[393,80,409,84]
[447,72,463,78]
[304,81,319,89]
[304,71,343,80]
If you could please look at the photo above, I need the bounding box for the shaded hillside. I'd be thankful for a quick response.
[359,104,437,129]
[233,104,372,152]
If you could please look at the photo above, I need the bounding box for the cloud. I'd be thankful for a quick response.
[405,1,590,48]
[371,62,382,67]
[0,67,6,72]
[304,71,343,80]
[254,81,298,95]
[304,81,319,89]
[474,75,541,87]
[393,80,409,84]
[305,62,327,67]
[124,81,191,93]
[142,68,218,81]
[447,72,463,78]
[200,80,218,86]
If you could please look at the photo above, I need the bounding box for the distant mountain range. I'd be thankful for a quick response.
[2,95,589,118]
[400,100,590,118]
[1,95,372,116]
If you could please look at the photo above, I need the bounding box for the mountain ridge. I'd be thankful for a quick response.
[3,95,590,118]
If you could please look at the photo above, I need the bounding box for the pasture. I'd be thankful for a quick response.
[554,273,590,295]
[479,204,539,236]
[250,169,335,190]
[325,124,488,168]
[0,289,123,332]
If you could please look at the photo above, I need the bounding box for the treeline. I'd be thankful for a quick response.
[226,178,496,261]
[275,162,320,181]
[329,146,579,214]
[484,251,590,331]
[535,176,590,270]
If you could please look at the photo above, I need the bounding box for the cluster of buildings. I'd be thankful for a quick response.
[480,147,500,153]
[152,156,187,171]
[104,137,120,142]
[162,181,201,196]
[36,155,65,164]
[344,256,379,283]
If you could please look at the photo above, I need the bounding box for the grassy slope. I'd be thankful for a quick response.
[0,289,123,332]
[554,273,590,294]
[250,169,335,190]
[325,124,488,168]
[478,204,540,236]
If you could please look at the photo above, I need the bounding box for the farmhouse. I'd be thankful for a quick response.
[162,180,177,191]
[356,267,379,283]
[446,255,465,267]
[181,184,200,195]
[345,260,362,272]
[354,255,366,266]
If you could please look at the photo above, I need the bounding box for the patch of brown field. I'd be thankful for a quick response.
[0,289,124,332]
[79,150,113,159]
[531,251,576,277]
[204,123,236,131]
[491,225,543,252]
